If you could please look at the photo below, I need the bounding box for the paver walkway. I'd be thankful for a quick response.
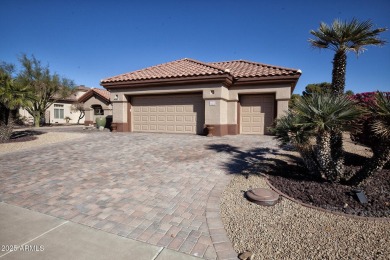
[0,131,277,259]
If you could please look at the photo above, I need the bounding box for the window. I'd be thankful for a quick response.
[54,104,64,119]
[92,105,104,115]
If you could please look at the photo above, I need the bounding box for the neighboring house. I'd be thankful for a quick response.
[18,85,90,125]
[78,88,112,126]
[100,58,301,136]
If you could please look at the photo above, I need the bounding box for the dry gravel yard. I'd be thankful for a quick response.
[221,138,390,259]
[0,130,86,155]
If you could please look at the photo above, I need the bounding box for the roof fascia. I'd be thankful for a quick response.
[102,75,233,89]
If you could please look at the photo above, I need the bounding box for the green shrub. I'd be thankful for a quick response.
[96,117,106,128]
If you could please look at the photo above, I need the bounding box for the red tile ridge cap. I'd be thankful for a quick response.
[209,59,301,73]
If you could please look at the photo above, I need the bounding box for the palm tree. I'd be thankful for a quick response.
[271,111,319,177]
[309,19,387,177]
[272,93,362,182]
[309,18,387,95]
[0,66,33,142]
[349,92,390,185]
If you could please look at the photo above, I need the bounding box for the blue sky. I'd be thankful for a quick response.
[1,0,389,95]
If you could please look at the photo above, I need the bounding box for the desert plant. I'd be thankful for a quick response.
[0,62,33,142]
[309,18,387,95]
[271,112,319,177]
[271,93,362,182]
[309,19,387,173]
[349,92,390,185]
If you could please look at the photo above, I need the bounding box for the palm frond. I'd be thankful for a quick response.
[309,18,387,54]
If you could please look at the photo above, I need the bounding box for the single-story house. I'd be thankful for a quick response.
[100,58,301,136]
[18,85,90,125]
[78,88,112,126]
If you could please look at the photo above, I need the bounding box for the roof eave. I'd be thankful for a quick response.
[234,74,301,91]
[101,74,233,89]
[78,90,110,104]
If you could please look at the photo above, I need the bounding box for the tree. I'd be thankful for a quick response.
[71,102,85,124]
[349,92,390,185]
[0,62,33,142]
[16,54,75,127]
[302,82,332,96]
[288,94,300,108]
[271,93,362,182]
[309,18,387,95]
[309,19,387,177]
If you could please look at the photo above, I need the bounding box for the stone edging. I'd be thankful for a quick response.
[262,174,390,222]
[205,175,238,260]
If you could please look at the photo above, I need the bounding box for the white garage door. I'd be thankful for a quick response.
[240,95,275,135]
[132,94,205,134]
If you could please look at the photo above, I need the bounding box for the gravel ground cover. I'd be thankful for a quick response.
[0,130,86,155]
[220,137,390,259]
[221,175,389,259]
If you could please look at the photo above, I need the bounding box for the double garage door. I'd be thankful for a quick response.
[132,94,205,134]
[240,95,275,135]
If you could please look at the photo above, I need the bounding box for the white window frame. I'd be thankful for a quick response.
[54,104,64,119]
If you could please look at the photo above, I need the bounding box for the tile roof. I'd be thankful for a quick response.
[208,60,301,78]
[76,85,91,91]
[78,88,110,103]
[101,58,301,84]
[101,59,226,83]
[92,88,110,100]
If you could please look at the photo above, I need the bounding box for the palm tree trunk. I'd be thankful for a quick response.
[330,130,345,179]
[331,50,347,95]
[297,145,321,178]
[348,146,390,185]
[316,132,338,182]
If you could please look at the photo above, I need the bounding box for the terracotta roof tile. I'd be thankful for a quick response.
[92,88,110,100]
[78,88,110,103]
[208,60,301,78]
[101,58,226,83]
[101,58,301,84]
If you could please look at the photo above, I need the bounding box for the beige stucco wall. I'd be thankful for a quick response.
[112,101,127,123]
[277,100,290,118]
[106,82,293,130]
[83,95,112,124]
[18,102,85,125]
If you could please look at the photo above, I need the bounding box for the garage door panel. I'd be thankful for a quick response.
[252,116,263,123]
[132,94,204,134]
[252,107,261,113]
[241,95,274,135]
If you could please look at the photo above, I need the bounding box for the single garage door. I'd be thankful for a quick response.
[240,95,275,135]
[132,94,205,134]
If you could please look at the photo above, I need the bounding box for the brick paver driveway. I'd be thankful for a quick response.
[0,131,277,259]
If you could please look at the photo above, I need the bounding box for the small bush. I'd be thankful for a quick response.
[350,91,390,146]
[96,117,106,128]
